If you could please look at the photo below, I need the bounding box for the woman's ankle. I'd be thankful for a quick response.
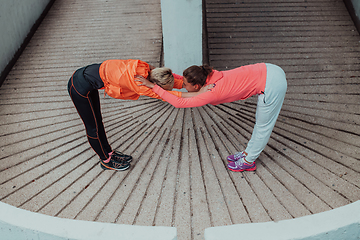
[103,154,111,163]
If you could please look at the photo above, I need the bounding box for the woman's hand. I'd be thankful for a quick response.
[199,83,215,94]
[135,75,155,89]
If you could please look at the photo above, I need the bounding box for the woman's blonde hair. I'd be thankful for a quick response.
[149,67,174,90]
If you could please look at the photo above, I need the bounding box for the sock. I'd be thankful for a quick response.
[244,158,253,165]
[103,152,113,163]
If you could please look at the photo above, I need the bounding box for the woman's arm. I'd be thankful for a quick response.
[181,84,214,98]
[139,86,182,99]
[153,85,214,108]
[135,75,215,108]
[181,92,200,98]
[135,75,155,88]
[135,75,214,98]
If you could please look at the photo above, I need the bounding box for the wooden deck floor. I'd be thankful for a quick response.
[1,0,360,239]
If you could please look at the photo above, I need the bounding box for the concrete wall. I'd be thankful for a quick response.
[161,0,203,75]
[344,0,360,33]
[0,202,177,240]
[0,0,52,84]
[351,0,360,13]
[348,0,360,18]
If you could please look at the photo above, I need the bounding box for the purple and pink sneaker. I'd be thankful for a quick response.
[227,158,256,172]
[227,151,246,162]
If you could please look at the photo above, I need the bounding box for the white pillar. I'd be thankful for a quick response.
[161,0,203,75]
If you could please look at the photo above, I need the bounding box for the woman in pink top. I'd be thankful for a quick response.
[136,63,287,172]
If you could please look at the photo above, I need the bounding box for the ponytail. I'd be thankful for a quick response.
[201,65,213,76]
[183,64,213,87]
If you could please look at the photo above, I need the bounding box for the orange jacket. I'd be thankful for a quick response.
[99,59,183,100]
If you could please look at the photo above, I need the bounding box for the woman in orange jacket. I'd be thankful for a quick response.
[68,59,189,171]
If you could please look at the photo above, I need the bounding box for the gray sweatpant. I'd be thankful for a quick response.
[245,63,287,162]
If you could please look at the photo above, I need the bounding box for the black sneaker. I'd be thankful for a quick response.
[111,151,133,163]
[100,157,130,171]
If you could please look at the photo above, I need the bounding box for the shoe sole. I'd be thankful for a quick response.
[100,162,130,171]
[228,166,256,172]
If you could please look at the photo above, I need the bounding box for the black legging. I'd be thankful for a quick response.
[67,64,112,160]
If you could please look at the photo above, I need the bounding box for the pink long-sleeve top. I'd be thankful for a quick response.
[152,63,267,108]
